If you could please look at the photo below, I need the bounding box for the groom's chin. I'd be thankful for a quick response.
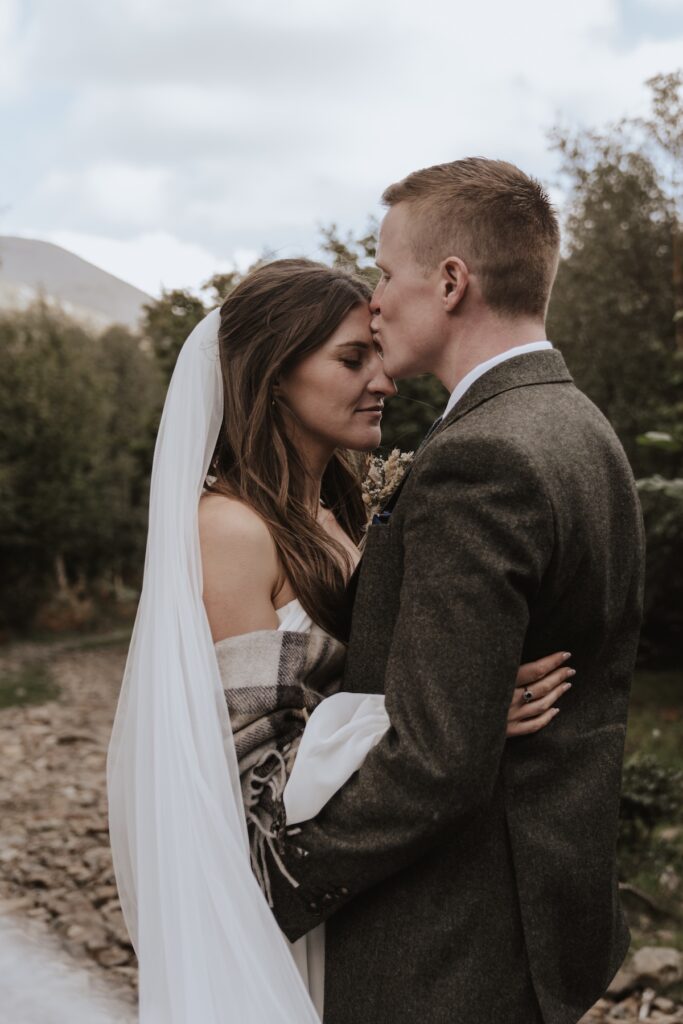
[382,355,416,380]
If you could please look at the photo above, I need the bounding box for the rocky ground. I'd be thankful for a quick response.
[0,639,137,1014]
[582,993,683,1023]
[581,945,683,1021]
[0,636,681,1022]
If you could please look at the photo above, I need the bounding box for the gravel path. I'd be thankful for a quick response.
[0,639,137,1013]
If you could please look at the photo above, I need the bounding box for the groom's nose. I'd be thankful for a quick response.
[370,281,383,315]
[369,362,397,397]
[377,375,397,397]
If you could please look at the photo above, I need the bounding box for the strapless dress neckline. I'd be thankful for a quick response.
[275,597,314,634]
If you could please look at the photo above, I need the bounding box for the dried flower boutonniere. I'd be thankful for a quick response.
[361,448,415,523]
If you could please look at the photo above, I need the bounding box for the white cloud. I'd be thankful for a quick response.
[31,163,173,230]
[1,0,681,290]
[0,0,21,95]
[10,1,386,92]
[637,0,682,10]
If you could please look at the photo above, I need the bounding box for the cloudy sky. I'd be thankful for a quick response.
[2,0,683,296]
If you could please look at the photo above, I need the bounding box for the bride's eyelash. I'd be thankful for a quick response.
[342,359,362,369]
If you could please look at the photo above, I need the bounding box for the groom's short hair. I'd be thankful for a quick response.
[382,157,560,319]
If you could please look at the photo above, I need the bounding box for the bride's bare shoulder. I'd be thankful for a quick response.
[199,492,274,546]
[198,493,280,641]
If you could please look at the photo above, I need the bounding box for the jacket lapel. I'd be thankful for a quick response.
[374,349,573,519]
[431,348,573,439]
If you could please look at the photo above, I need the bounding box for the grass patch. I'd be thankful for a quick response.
[0,661,60,708]
[626,669,683,769]
[58,628,132,652]
[619,669,683,945]
[20,623,133,650]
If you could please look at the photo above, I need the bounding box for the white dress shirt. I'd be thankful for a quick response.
[442,340,553,420]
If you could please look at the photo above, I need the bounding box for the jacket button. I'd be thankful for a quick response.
[309,901,318,911]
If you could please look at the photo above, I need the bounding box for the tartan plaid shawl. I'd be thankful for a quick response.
[215,627,346,905]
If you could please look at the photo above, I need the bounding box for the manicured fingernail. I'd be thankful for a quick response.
[552,707,560,715]
[562,652,572,661]
[563,682,572,691]
[567,668,576,677]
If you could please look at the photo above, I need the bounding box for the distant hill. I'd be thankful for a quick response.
[0,236,153,332]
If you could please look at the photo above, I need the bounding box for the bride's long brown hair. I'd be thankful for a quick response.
[205,258,371,640]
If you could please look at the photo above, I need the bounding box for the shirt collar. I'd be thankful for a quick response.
[442,340,553,419]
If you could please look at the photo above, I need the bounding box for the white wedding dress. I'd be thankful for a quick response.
[274,597,389,1020]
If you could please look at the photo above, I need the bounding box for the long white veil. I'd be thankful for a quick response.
[106,309,320,1023]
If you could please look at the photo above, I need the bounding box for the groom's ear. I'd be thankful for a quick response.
[440,256,469,312]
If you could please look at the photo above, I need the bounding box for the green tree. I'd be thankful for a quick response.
[636,476,683,662]
[0,304,110,625]
[319,222,381,288]
[642,71,683,350]
[202,271,244,306]
[141,288,207,384]
[90,324,164,587]
[547,125,680,473]
[547,70,683,664]
[0,306,162,629]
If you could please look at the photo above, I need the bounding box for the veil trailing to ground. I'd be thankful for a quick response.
[106,310,321,1023]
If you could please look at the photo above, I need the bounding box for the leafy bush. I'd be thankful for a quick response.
[0,304,162,632]
[619,754,683,879]
[636,476,683,664]
[0,662,59,709]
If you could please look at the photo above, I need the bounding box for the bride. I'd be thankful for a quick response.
[107,259,573,1023]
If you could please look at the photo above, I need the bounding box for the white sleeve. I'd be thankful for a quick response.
[284,693,389,825]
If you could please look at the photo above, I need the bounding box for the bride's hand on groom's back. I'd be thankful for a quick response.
[506,652,575,737]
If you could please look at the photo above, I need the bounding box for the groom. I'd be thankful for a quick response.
[268,158,645,1024]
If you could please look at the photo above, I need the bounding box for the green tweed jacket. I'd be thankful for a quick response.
[268,349,645,1024]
